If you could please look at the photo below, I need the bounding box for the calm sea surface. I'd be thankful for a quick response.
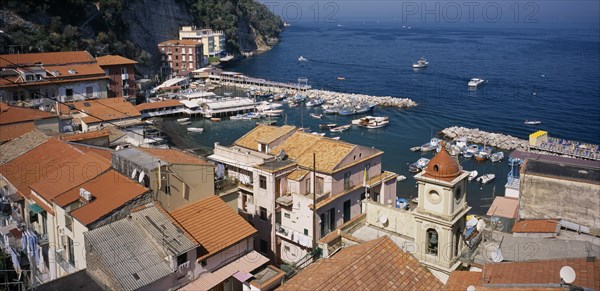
[160,23,600,214]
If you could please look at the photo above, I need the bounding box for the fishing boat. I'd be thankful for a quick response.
[474,151,490,161]
[187,127,204,133]
[466,144,480,154]
[292,94,307,102]
[468,78,485,88]
[490,152,504,162]
[524,120,542,125]
[324,106,340,115]
[320,123,337,129]
[257,120,276,126]
[410,146,421,152]
[330,124,351,133]
[311,132,326,136]
[366,119,389,129]
[306,98,324,107]
[412,57,429,68]
[409,158,430,173]
[337,107,355,116]
[477,174,495,184]
[468,170,478,182]
[354,103,374,115]
[177,117,190,123]
[263,109,283,117]
[298,56,308,62]
[420,138,441,152]
[463,151,474,159]
[337,76,346,80]
[310,113,323,119]
[353,116,389,126]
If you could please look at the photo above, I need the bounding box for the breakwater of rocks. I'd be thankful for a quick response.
[440,126,528,151]
[217,81,418,109]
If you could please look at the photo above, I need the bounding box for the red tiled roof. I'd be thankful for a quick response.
[482,257,599,290]
[138,147,212,166]
[0,51,95,67]
[65,169,149,226]
[29,151,111,204]
[158,39,202,46]
[71,97,140,124]
[59,129,110,142]
[135,100,184,111]
[44,63,105,78]
[445,271,482,291]
[512,219,559,233]
[487,196,520,219]
[68,143,113,161]
[0,122,36,142]
[279,236,443,290]
[0,103,56,125]
[96,55,138,66]
[168,196,257,260]
[0,138,82,199]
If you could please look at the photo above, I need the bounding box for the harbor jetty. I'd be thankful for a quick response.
[202,69,417,108]
[440,126,528,150]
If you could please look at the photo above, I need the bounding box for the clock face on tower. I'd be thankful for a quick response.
[427,189,442,204]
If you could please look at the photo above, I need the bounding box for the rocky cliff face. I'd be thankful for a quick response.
[120,0,194,77]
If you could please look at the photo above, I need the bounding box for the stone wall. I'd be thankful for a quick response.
[519,174,600,236]
[441,126,528,150]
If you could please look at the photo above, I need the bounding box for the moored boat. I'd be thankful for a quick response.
[310,113,323,119]
[468,78,485,88]
[179,121,192,125]
[320,123,337,129]
[306,98,324,107]
[420,138,441,152]
[477,174,495,184]
[468,170,478,182]
[366,119,389,129]
[263,109,283,117]
[187,127,204,133]
[410,146,421,152]
[490,152,504,162]
[177,117,190,123]
[330,124,351,133]
[524,120,542,125]
[463,151,474,159]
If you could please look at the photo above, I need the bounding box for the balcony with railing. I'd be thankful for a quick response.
[55,249,76,274]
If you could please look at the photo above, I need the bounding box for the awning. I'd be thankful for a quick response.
[29,203,45,214]
[181,251,269,290]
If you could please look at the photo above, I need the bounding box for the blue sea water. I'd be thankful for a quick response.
[163,23,600,214]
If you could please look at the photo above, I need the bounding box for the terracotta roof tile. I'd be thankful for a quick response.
[138,147,212,166]
[0,122,36,142]
[29,151,111,204]
[158,39,202,46]
[96,55,138,66]
[0,51,95,67]
[482,257,599,290]
[0,103,56,125]
[294,138,356,173]
[59,129,110,142]
[0,129,49,164]
[65,169,149,226]
[445,271,482,290]
[44,63,105,78]
[279,236,442,291]
[169,196,257,260]
[135,100,184,111]
[0,138,82,199]
[272,131,322,159]
[512,219,559,233]
[68,143,113,161]
[71,97,140,124]
[234,125,296,150]
[287,168,309,181]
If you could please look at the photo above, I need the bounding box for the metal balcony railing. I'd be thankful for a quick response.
[55,249,76,274]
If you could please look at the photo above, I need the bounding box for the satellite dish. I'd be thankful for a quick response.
[379,214,388,224]
[560,266,576,284]
[466,286,476,291]
[489,248,504,262]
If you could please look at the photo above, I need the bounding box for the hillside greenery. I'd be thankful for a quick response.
[1,0,282,73]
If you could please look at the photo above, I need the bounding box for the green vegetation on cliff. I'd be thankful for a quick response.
[1,0,283,73]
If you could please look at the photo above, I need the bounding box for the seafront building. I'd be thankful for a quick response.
[96,55,138,101]
[179,26,227,63]
[0,51,109,107]
[158,39,204,77]
[208,125,399,264]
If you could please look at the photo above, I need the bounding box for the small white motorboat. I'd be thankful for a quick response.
[310,113,323,119]
[263,110,283,117]
[177,117,190,123]
[179,121,191,125]
[490,152,504,162]
[524,120,542,125]
[298,56,308,62]
[412,57,428,68]
[330,124,350,133]
[331,137,341,140]
[468,170,478,182]
[187,127,204,133]
[477,174,495,184]
[366,119,389,129]
[468,78,485,88]
[306,98,324,107]
[311,132,326,136]
[410,146,421,152]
